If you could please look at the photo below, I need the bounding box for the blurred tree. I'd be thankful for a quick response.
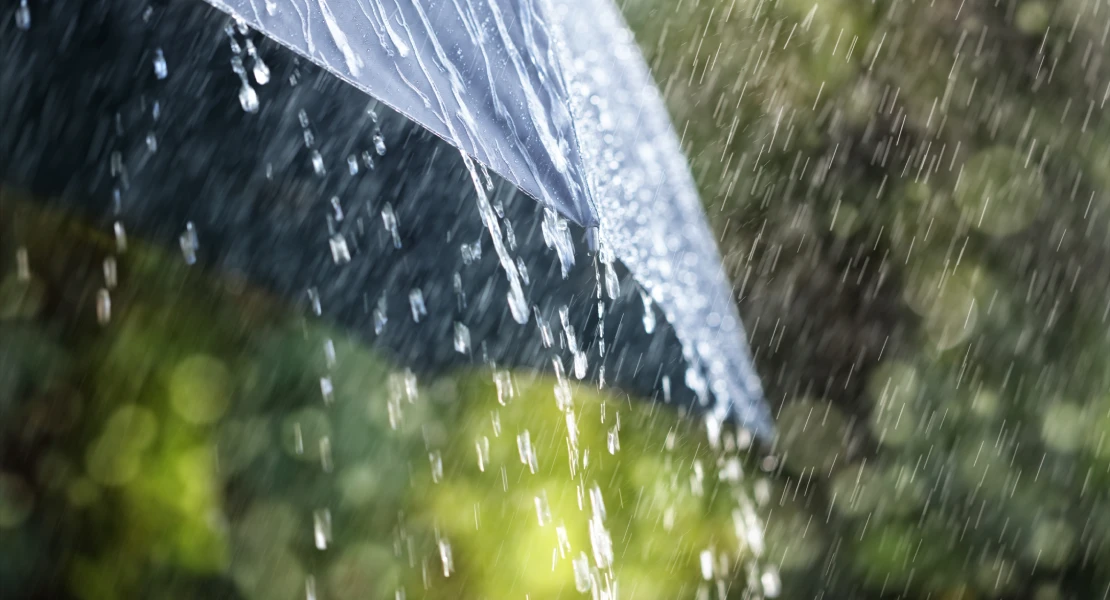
[623,0,1110,596]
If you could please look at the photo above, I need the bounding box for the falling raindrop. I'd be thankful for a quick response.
[306,287,322,316]
[475,436,489,472]
[453,322,471,354]
[493,371,514,405]
[507,288,529,324]
[113,222,127,253]
[102,257,117,289]
[319,377,334,405]
[428,451,443,483]
[15,247,29,281]
[381,203,401,248]
[329,234,350,264]
[346,155,359,175]
[313,509,332,550]
[150,48,169,80]
[534,492,552,526]
[761,567,782,598]
[516,430,538,474]
[318,437,333,472]
[245,40,270,85]
[572,553,591,592]
[310,150,325,176]
[603,260,620,299]
[437,537,454,577]
[145,133,158,152]
[95,289,111,325]
[640,289,656,333]
[372,131,387,155]
[238,82,259,113]
[14,0,30,30]
[373,296,387,334]
[360,150,375,170]
[178,222,198,265]
[408,288,427,322]
[292,423,304,455]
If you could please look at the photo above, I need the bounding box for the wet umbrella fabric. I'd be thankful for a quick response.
[206,0,598,228]
[0,0,771,437]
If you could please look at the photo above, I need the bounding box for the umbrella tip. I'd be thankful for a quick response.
[584,226,600,256]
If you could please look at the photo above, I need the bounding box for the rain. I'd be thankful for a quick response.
[2,0,1110,598]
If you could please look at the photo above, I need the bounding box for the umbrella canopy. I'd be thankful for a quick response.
[205,0,597,228]
[0,0,771,437]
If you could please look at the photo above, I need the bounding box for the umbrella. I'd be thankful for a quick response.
[0,0,772,437]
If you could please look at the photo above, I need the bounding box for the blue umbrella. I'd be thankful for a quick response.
[1,0,772,437]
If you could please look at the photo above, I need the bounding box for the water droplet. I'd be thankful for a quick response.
[313,509,332,550]
[14,0,30,30]
[247,41,270,85]
[573,352,587,380]
[304,576,317,600]
[493,371,514,405]
[475,436,489,472]
[96,289,111,325]
[507,286,529,324]
[113,222,128,252]
[322,339,336,369]
[373,296,388,334]
[292,423,304,454]
[152,48,168,79]
[306,287,322,316]
[319,436,333,472]
[515,255,528,286]
[329,234,351,264]
[437,536,454,577]
[103,258,117,289]
[238,82,259,113]
[556,525,571,557]
[535,310,554,347]
[373,131,386,155]
[145,133,158,152]
[178,222,198,265]
[360,150,375,169]
[541,208,575,277]
[534,491,552,526]
[453,322,471,354]
[603,261,620,299]
[408,288,426,322]
[429,451,443,483]
[347,155,359,175]
[319,377,334,405]
[15,247,29,281]
[381,203,401,248]
[460,241,481,264]
[607,426,620,454]
[761,567,782,598]
[572,553,592,592]
[516,430,537,474]
[640,290,656,333]
[310,150,325,175]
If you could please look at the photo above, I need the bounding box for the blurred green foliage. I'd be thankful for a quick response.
[623,0,1110,597]
[0,192,762,599]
